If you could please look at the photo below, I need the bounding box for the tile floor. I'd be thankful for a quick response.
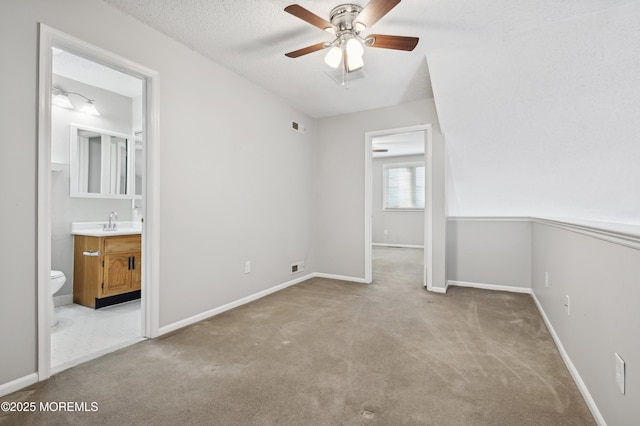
[51,300,142,371]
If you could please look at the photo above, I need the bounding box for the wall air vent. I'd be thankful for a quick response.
[291,120,305,134]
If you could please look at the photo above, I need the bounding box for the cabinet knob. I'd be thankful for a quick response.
[82,250,100,257]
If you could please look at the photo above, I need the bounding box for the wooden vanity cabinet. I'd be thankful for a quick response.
[73,234,141,309]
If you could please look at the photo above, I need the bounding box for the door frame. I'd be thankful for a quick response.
[37,24,161,380]
[364,124,433,287]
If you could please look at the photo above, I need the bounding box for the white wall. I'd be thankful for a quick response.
[51,75,136,296]
[314,99,446,287]
[445,217,640,424]
[372,154,424,246]
[429,2,640,223]
[447,218,531,290]
[532,221,640,425]
[0,0,315,387]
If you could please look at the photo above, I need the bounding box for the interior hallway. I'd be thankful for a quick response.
[1,247,593,425]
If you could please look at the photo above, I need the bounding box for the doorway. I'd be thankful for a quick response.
[37,25,160,381]
[364,124,433,288]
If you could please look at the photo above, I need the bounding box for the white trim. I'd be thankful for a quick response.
[312,272,369,284]
[428,285,448,294]
[364,130,373,284]
[365,125,433,287]
[158,273,316,336]
[37,25,161,382]
[0,373,38,398]
[447,280,532,294]
[372,243,424,249]
[447,216,640,250]
[37,24,54,382]
[533,217,640,251]
[424,127,433,289]
[448,216,531,222]
[530,292,607,426]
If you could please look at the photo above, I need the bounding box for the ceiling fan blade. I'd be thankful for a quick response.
[354,0,401,30]
[285,42,328,58]
[284,4,335,32]
[365,34,419,51]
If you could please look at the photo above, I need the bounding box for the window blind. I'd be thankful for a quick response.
[383,163,425,210]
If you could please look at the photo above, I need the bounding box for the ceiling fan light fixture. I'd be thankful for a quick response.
[283,1,418,76]
[324,46,342,68]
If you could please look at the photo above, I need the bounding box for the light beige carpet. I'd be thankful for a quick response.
[1,247,594,425]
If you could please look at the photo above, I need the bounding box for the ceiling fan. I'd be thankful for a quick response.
[284,0,419,75]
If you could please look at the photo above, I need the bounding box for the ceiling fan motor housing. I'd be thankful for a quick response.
[330,4,364,32]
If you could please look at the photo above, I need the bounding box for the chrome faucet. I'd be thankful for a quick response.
[104,211,118,231]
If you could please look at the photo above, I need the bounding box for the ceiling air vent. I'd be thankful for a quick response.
[291,120,305,134]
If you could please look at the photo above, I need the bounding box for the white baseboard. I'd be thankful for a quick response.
[158,272,371,335]
[447,280,532,294]
[0,373,38,398]
[312,272,368,284]
[158,273,316,336]
[54,294,73,307]
[426,285,447,294]
[530,292,606,426]
[372,243,424,249]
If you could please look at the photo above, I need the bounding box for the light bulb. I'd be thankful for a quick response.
[324,46,342,69]
[79,100,100,116]
[347,53,364,72]
[53,93,73,109]
[346,38,364,57]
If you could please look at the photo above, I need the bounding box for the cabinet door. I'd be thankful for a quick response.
[130,251,142,291]
[103,254,131,297]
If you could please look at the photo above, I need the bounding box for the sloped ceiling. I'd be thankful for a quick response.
[428,0,640,222]
[101,0,640,223]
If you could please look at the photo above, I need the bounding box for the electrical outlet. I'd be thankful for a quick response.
[545,272,549,287]
[245,261,251,274]
[564,295,570,315]
[615,353,625,394]
[383,229,388,235]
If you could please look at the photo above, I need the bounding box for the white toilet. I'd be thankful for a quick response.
[50,270,66,327]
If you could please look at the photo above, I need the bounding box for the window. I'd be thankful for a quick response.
[383,162,425,210]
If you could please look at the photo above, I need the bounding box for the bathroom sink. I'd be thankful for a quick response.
[71,221,142,237]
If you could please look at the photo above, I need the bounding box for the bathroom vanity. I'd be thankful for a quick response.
[72,223,142,309]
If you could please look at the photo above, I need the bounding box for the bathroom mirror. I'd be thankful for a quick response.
[70,124,136,198]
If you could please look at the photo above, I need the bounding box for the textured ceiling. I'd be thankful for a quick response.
[101,0,434,118]
[100,0,634,119]
[95,0,639,223]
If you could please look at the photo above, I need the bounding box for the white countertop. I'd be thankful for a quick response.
[71,221,142,237]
